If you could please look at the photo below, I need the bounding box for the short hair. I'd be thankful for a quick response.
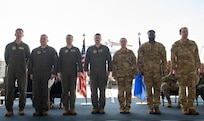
[95,33,101,37]
[15,28,24,33]
[179,27,188,34]
[120,38,127,42]
[66,34,73,38]
[41,34,48,38]
[147,30,155,34]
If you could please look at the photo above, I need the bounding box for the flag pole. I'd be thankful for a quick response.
[81,33,91,106]
[83,33,88,104]
[134,32,147,104]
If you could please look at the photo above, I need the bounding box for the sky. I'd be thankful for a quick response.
[0,0,204,62]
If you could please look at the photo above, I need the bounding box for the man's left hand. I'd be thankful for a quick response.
[50,74,56,80]
[106,71,110,76]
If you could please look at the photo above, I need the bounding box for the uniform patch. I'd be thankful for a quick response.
[37,50,41,54]
[19,46,24,50]
[71,49,76,52]
[98,49,103,52]
[12,46,16,50]
[42,50,47,53]
[65,49,69,53]
[93,50,97,53]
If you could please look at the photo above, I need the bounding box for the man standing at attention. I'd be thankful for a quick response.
[112,38,137,114]
[29,34,58,116]
[171,27,200,115]
[4,28,30,117]
[137,30,167,114]
[84,33,112,114]
[58,34,82,115]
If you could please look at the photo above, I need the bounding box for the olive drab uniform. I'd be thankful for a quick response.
[171,40,200,111]
[4,41,30,112]
[84,45,112,110]
[29,46,58,113]
[58,46,82,111]
[112,49,137,111]
[137,42,167,112]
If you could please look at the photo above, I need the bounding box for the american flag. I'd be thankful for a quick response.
[77,38,87,98]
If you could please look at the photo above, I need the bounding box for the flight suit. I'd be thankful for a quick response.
[137,42,167,111]
[4,41,30,112]
[29,46,58,112]
[112,48,137,111]
[58,46,82,110]
[84,45,112,110]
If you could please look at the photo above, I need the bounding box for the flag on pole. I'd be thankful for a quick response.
[138,33,141,46]
[134,33,146,102]
[77,38,87,98]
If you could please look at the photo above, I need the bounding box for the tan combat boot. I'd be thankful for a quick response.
[167,100,172,108]
[42,111,48,116]
[189,109,199,115]
[120,107,125,114]
[177,101,181,108]
[70,109,77,115]
[91,109,98,114]
[33,111,40,116]
[181,108,189,115]
[149,108,154,114]
[125,109,130,114]
[62,110,70,115]
[98,109,105,114]
[18,109,25,115]
[5,111,13,117]
[154,107,161,114]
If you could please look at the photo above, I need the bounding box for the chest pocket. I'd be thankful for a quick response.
[177,44,194,60]
[118,52,133,69]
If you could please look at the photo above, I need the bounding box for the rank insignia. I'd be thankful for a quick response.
[98,49,103,52]
[71,49,76,52]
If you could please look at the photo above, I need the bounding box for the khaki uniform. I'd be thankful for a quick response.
[171,39,200,110]
[112,49,137,111]
[161,74,179,100]
[137,42,167,110]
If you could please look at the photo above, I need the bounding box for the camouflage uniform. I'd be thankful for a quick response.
[171,40,200,111]
[112,49,137,111]
[197,72,204,100]
[161,74,179,101]
[137,42,167,111]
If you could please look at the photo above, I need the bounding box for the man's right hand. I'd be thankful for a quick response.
[113,76,117,80]
[87,71,90,76]
[30,74,33,80]
[140,71,144,75]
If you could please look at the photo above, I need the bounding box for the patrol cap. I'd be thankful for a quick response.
[147,30,155,34]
